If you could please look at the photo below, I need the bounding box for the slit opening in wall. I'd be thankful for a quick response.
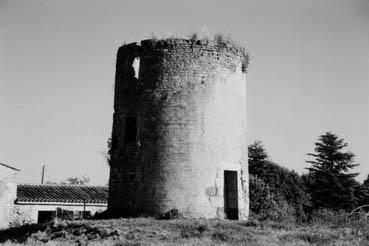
[124,116,137,143]
[132,57,140,79]
[224,170,239,220]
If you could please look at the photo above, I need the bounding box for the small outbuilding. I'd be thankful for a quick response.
[1,162,108,228]
[12,184,108,225]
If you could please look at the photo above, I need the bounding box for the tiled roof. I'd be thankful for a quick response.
[16,184,108,204]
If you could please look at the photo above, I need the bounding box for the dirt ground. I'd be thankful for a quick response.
[1,218,368,245]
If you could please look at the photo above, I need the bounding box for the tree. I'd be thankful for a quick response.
[45,181,58,185]
[61,175,90,185]
[251,159,310,220]
[248,140,268,164]
[364,175,369,187]
[305,132,359,210]
[248,140,310,221]
[354,174,369,207]
[248,140,269,176]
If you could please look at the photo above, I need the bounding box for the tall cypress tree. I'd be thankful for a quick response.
[305,132,359,210]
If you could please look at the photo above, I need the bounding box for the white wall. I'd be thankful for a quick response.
[0,166,18,228]
[11,203,107,225]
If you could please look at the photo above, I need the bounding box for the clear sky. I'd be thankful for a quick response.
[0,0,368,184]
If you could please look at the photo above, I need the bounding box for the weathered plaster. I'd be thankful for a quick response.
[11,203,106,224]
[0,166,18,228]
[108,38,249,220]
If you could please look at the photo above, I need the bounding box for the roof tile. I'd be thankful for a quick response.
[16,184,108,204]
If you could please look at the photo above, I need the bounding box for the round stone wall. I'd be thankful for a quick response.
[108,38,249,219]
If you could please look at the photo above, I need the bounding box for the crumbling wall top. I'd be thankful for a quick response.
[118,37,249,72]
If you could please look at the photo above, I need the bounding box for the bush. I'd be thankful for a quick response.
[249,161,310,222]
[156,208,183,220]
[310,209,351,226]
[0,223,47,243]
[249,175,273,216]
[249,175,297,223]
[309,208,368,227]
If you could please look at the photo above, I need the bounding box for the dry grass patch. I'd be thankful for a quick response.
[1,216,369,245]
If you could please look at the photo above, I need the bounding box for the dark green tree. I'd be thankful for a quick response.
[61,175,90,185]
[248,140,310,221]
[305,132,359,210]
[354,174,369,208]
[248,140,269,176]
[248,140,268,163]
[364,175,369,186]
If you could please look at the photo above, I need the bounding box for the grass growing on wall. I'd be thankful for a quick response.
[146,32,250,73]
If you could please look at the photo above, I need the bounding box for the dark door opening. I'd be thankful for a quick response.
[224,170,238,220]
[37,211,55,224]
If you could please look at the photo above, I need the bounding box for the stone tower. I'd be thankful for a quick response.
[108,38,249,220]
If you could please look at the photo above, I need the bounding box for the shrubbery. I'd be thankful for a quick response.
[249,175,296,223]
[354,175,369,208]
[249,141,310,222]
[250,160,310,221]
[248,133,366,223]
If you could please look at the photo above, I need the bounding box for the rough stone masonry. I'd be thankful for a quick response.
[108,38,249,220]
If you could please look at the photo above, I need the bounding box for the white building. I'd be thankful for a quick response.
[0,163,107,228]
[13,184,108,224]
[0,163,19,228]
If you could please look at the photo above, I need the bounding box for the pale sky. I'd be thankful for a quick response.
[0,0,368,184]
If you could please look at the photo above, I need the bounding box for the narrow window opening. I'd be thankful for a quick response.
[241,62,247,73]
[124,116,137,143]
[132,57,140,79]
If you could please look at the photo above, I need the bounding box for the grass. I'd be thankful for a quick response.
[148,32,250,73]
[1,213,369,245]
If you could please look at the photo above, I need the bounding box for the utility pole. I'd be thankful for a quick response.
[41,165,45,184]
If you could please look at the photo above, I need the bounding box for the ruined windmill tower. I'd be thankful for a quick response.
[108,37,249,220]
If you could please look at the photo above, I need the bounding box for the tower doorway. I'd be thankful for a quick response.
[224,170,238,220]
